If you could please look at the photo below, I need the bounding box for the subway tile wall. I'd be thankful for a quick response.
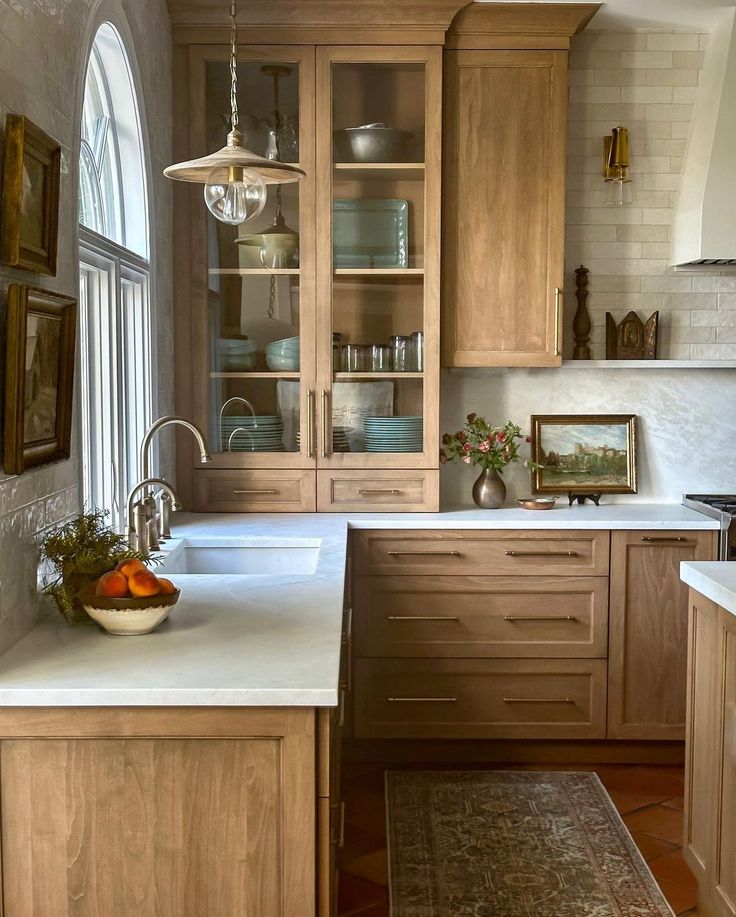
[0,0,173,654]
[565,30,736,360]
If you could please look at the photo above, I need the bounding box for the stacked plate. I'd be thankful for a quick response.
[363,416,423,453]
[221,415,285,452]
[296,425,351,452]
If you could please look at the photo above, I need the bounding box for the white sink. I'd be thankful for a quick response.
[157,536,321,575]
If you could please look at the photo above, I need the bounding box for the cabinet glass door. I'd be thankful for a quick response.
[193,47,315,467]
[317,48,440,468]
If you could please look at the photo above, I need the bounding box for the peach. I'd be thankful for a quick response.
[116,557,147,579]
[96,571,131,598]
[128,569,161,598]
[156,577,177,596]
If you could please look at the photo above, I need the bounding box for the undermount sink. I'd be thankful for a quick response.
[156,536,321,575]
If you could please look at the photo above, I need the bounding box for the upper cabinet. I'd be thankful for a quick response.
[441,4,599,368]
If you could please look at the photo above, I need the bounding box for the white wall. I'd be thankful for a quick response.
[0,0,173,653]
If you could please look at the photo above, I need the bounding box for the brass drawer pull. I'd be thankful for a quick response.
[505,550,578,557]
[554,287,562,357]
[358,489,401,495]
[641,536,687,543]
[504,615,578,622]
[503,697,575,704]
[306,389,314,458]
[387,696,458,703]
[388,615,460,622]
[386,550,462,557]
[321,389,330,458]
[232,489,279,495]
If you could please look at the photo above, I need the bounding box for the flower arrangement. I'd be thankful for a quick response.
[441,414,537,473]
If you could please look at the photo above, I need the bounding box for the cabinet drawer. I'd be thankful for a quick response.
[352,530,609,575]
[193,470,316,512]
[353,575,608,658]
[354,658,607,739]
[318,470,439,512]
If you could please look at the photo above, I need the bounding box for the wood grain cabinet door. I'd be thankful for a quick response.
[442,50,567,367]
[607,530,717,740]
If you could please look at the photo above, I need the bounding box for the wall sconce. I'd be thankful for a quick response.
[603,125,632,206]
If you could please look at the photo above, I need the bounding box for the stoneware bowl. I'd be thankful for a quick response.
[78,585,180,636]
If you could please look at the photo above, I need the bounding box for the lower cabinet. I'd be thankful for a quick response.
[0,707,318,916]
[684,591,736,917]
[607,530,717,740]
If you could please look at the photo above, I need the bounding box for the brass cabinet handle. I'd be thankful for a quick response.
[387,696,458,703]
[503,697,575,704]
[386,550,462,557]
[641,536,687,542]
[305,389,314,458]
[232,489,279,495]
[504,615,578,622]
[357,489,401,495]
[505,550,578,557]
[554,287,562,357]
[388,615,460,622]
[320,389,330,458]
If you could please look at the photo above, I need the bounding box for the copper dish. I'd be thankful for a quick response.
[516,497,557,511]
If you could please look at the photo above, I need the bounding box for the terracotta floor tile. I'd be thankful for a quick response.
[656,878,698,914]
[662,796,685,811]
[598,767,685,799]
[649,850,698,891]
[341,849,389,887]
[607,787,672,814]
[624,804,684,845]
[629,830,679,862]
[340,823,387,865]
[338,872,389,915]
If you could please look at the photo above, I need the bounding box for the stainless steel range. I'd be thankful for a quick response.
[683,494,736,560]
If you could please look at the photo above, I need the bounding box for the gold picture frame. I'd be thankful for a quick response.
[530,414,637,495]
[1,114,61,275]
[3,284,76,475]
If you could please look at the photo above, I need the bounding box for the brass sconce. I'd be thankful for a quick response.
[603,125,632,206]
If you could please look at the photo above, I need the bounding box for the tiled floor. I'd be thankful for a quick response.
[338,762,699,917]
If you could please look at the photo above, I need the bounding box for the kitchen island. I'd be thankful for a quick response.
[0,505,719,917]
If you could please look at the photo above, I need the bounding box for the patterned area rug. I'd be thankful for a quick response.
[386,771,675,917]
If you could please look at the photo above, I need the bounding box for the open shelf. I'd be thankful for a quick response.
[334,268,424,276]
[334,372,424,380]
[334,162,425,180]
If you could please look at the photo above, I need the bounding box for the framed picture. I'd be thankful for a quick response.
[1,114,61,275]
[530,414,637,495]
[4,284,76,475]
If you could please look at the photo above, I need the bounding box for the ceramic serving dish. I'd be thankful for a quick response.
[516,497,557,511]
[333,124,414,163]
[79,585,181,636]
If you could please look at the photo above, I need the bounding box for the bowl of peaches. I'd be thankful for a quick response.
[79,558,180,636]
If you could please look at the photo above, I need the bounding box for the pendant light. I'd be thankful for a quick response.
[163,0,304,225]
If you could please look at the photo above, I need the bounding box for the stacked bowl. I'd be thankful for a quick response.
[363,416,423,453]
[222,415,285,452]
[216,338,260,372]
[265,336,300,372]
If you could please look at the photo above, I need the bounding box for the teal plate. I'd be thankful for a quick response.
[333,199,409,268]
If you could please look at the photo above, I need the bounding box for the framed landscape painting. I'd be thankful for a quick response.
[530,414,637,495]
[3,284,76,475]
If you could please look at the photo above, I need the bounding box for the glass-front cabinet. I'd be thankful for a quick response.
[183,43,440,511]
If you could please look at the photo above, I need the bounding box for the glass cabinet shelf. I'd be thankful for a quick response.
[334,372,423,380]
[209,268,301,276]
[209,372,301,379]
[334,267,424,275]
[333,163,425,180]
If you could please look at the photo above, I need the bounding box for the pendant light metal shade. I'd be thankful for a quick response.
[164,129,305,185]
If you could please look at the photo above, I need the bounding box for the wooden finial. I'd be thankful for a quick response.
[572,265,592,360]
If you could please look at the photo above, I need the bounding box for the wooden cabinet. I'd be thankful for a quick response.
[607,530,717,740]
[684,591,736,917]
[172,7,448,512]
[440,5,597,368]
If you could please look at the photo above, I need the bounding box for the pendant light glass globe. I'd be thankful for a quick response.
[204,167,267,225]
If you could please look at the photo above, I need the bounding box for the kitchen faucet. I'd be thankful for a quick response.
[128,416,212,556]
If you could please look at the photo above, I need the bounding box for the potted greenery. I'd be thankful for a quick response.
[40,510,147,623]
[441,414,539,509]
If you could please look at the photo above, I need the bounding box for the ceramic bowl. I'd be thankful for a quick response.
[265,352,300,371]
[79,585,181,636]
[333,125,414,163]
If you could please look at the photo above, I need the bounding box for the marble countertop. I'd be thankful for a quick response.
[0,504,718,708]
[681,562,736,617]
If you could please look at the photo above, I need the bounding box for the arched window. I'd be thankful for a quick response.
[79,22,153,528]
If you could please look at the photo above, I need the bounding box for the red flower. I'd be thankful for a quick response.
[496,430,507,443]
[462,455,472,464]
[487,433,496,444]
[525,435,532,443]
[478,441,490,452]
[462,442,472,454]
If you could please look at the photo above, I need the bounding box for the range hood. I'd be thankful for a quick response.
[672,8,736,269]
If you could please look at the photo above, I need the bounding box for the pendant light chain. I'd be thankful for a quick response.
[229,0,239,131]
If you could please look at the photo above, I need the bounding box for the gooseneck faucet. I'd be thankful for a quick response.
[128,416,212,557]
[139,415,212,480]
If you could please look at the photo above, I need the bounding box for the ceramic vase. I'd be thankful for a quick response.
[472,467,506,509]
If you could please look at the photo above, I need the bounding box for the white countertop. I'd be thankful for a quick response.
[0,504,718,708]
[681,562,736,617]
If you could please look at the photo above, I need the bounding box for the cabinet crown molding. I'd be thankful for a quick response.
[447,2,601,49]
